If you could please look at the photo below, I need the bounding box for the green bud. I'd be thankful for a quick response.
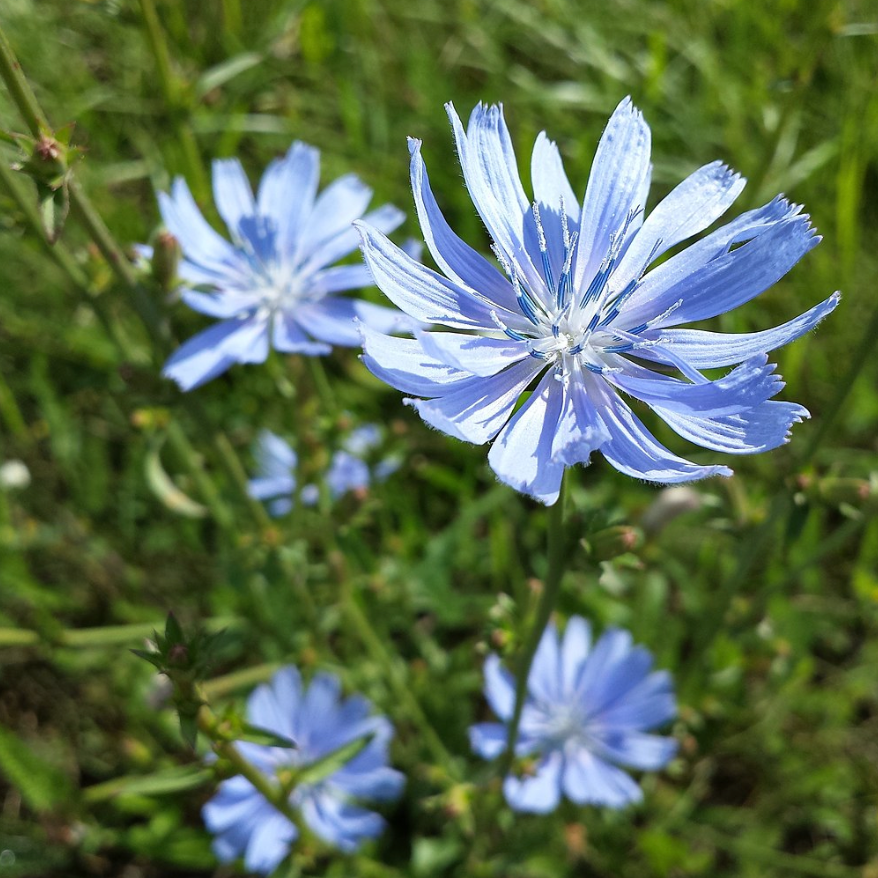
[583,525,642,561]
[151,229,181,293]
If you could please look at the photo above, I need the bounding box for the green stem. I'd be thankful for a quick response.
[800,298,878,466]
[213,430,273,530]
[198,704,300,825]
[501,474,568,776]
[0,22,50,135]
[340,585,459,780]
[202,662,282,700]
[0,617,233,648]
[138,0,208,196]
[0,151,129,356]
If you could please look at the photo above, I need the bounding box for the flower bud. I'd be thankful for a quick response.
[583,525,642,561]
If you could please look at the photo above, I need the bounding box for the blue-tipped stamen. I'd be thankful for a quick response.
[532,202,556,296]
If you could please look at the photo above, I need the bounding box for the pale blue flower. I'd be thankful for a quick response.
[154,142,412,390]
[248,427,396,515]
[470,617,677,812]
[247,430,304,517]
[202,666,403,872]
[357,98,839,504]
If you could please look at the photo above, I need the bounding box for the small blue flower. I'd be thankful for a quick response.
[248,427,397,515]
[357,98,839,504]
[154,142,412,390]
[247,430,302,517]
[202,666,404,873]
[470,617,677,812]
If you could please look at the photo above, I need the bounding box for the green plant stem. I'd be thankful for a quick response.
[340,584,459,780]
[501,474,568,777]
[213,430,273,530]
[0,151,129,356]
[138,0,208,196]
[202,662,282,700]
[0,22,49,134]
[0,617,233,649]
[800,297,878,466]
[198,704,300,825]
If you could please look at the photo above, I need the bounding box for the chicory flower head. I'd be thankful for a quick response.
[357,98,839,504]
[154,142,412,390]
[202,666,404,873]
[248,427,395,515]
[470,616,677,812]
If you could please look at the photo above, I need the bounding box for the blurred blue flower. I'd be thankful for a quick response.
[202,666,403,872]
[247,430,302,517]
[470,616,677,812]
[358,98,839,504]
[248,426,397,515]
[153,142,412,390]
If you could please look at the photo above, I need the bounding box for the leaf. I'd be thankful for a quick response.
[37,179,69,244]
[238,722,297,749]
[145,440,208,518]
[0,725,73,813]
[195,53,263,97]
[84,764,213,801]
[293,732,372,787]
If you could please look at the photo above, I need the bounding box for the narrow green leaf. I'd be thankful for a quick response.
[145,441,208,518]
[239,722,297,749]
[0,725,73,813]
[195,52,262,98]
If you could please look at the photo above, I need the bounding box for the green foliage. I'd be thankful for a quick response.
[1,0,877,876]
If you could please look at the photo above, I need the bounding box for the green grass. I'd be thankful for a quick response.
[1,0,877,875]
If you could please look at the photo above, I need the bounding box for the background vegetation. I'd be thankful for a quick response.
[1,0,877,875]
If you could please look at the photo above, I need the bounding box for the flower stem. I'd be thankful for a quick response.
[501,474,568,777]
[197,703,300,825]
[0,23,49,135]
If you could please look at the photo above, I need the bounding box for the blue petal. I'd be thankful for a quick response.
[326,451,370,497]
[599,669,676,730]
[591,380,733,483]
[551,371,612,466]
[611,160,745,293]
[300,793,385,853]
[297,298,410,348]
[272,312,332,355]
[503,751,563,814]
[359,325,471,397]
[180,290,254,318]
[618,214,819,330]
[528,619,562,703]
[409,358,543,445]
[484,653,515,721]
[212,158,256,237]
[254,430,297,477]
[531,130,580,275]
[202,776,262,835]
[573,97,651,293]
[408,137,520,314]
[162,317,268,390]
[298,672,343,746]
[269,497,294,517]
[356,222,508,330]
[299,173,373,255]
[655,400,809,454]
[418,331,528,377]
[560,616,592,693]
[649,291,840,369]
[246,681,296,744]
[445,102,544,295]
[308,264,374,296]
[243,811,298,875]
[562,749,642,808]
[469,722,508,759]
[486,369,567,504]
[248,475,295,501]
[608,356,784,418]
[257,141,320,261]
[591,730,678,771]
[158,178,239,271]
[301,203,405,278]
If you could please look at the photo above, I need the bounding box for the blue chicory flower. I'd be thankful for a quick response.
[470,616,677,812]
[154,142,412,390]
[357,98,839,504]
[202,665,404,873]
[248,427,395,515]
